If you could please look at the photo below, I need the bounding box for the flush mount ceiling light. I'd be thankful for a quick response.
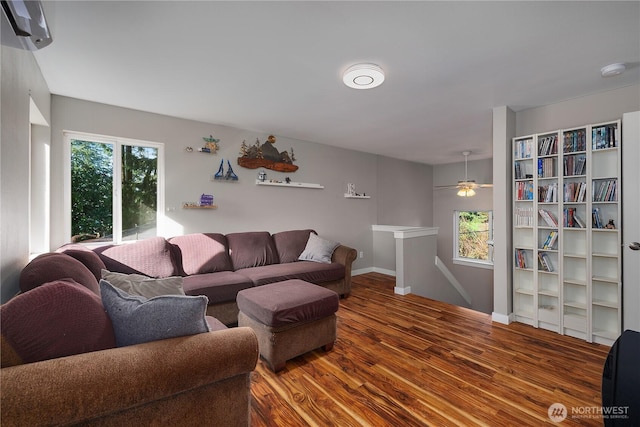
[601,63,626,77]
[343,63,385,89]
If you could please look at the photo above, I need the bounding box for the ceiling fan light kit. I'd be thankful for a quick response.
[434,150,493,196]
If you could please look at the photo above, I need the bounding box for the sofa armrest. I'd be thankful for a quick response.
[1,327,258,426]
[332,245,358,295]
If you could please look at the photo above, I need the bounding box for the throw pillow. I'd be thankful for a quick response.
[100,280,210,347]
[101,269,185,298]
[1,279,116,367]
[298,233,340,264]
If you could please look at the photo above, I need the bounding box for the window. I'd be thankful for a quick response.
[453,210,493,269]
[65,132,164,244]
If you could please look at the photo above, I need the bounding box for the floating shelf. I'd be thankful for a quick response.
[344,194,371,199]
[183,204,218,209]
[256,180,324,189]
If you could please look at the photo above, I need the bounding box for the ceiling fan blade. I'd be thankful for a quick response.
[478,183,493,188]
[434,185,462,189]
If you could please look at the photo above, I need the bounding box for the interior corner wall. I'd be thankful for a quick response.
[376,156,433,226]
[1,46,51,303]
[49,96,433,274]
[432,157,494,314]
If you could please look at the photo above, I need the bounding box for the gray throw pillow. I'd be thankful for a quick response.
[101,269,185,298]
[298,233,340,264]
[100,280,210,347]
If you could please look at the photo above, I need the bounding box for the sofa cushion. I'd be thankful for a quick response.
[1,279,116,367]
[298,233,340,264]
[94,237,180,278]
[59,247,107,282]
[236,261,345,287]
[101,270,185,298]
[100,280,210,347]
[237,279,339,328]
[182,271,254,304]
[272,229,316,264]
[205,316,228,332]
[169,233,232,275]
[226,231,279,270]
[19,253,100,295]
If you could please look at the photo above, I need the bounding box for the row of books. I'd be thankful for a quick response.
[538,252,554,272]
[563,207,586,228]
[514,138,533,159]
[593,207,604,229]
[593,179,617,202]
[514,161,532,180]
[537,157,556,178]
[563,154,586,176]
[563,181,587,203]
[538,135,558,156]
[539,209,558,227]
[539,183,558,203]
[515,206,534,227]
[515,249,528,269]
[593,125,618,150]
[541,231,558,249]
[516,181,534,200]
[563,130,587,153]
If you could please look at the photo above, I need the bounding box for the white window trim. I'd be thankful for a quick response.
[453,210,494,269]
[63,131,165,245]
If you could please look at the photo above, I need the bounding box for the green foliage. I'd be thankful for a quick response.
[71,140,158,241]
[458,211,490,260]
[121,145,158,233]
[71,140,113,238]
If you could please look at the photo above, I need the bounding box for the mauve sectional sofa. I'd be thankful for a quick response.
[86,229,357,325]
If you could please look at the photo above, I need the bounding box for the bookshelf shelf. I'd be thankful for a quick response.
[512,119,621,346]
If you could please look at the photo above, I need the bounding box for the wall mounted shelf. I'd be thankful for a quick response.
[256,180,324,189]
[344,194,371,199]
[183,204,218,209]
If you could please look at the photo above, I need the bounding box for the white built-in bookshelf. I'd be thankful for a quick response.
[512,120,621,345]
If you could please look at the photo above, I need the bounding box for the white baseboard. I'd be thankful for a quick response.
[491,312,514,325]
[372,267,396,277]
[352,267,374,276]
[394,286,411,295]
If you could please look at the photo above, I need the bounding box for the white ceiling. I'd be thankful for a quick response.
[33,1,640,165]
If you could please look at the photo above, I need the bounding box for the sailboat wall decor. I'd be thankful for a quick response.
[214,159,239,181]
[237,135,298,172]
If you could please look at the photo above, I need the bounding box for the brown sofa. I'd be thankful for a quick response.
[1,329,258,426]
[1,251,259,426]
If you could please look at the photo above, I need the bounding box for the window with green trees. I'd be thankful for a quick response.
[68,134,162,243]
[454,210,493,264]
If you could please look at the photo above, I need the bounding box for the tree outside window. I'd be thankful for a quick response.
[454,211,493,265]
[69,134,161,244]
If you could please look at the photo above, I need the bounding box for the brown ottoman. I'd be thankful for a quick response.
[237,279,339,372]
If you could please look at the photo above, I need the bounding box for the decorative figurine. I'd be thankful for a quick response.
[605,219,616,229]
[201,135,220,154]
[258,170,267,182]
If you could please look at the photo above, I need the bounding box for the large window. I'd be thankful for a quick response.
[66,132,164,244]
[453,210,493,269]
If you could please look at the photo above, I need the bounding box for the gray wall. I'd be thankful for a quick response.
[433,157,494,314]
[48,95,433,273]
[1,46,51,303]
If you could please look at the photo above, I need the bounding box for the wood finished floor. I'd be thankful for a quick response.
[249,273,610,426]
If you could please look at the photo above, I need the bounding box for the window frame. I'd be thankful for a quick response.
[64,131,165,246]
[452,210,494,270]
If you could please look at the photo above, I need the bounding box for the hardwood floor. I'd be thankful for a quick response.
[250,273,610,426]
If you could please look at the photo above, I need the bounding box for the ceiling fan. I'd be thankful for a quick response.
[434,151,493,197]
